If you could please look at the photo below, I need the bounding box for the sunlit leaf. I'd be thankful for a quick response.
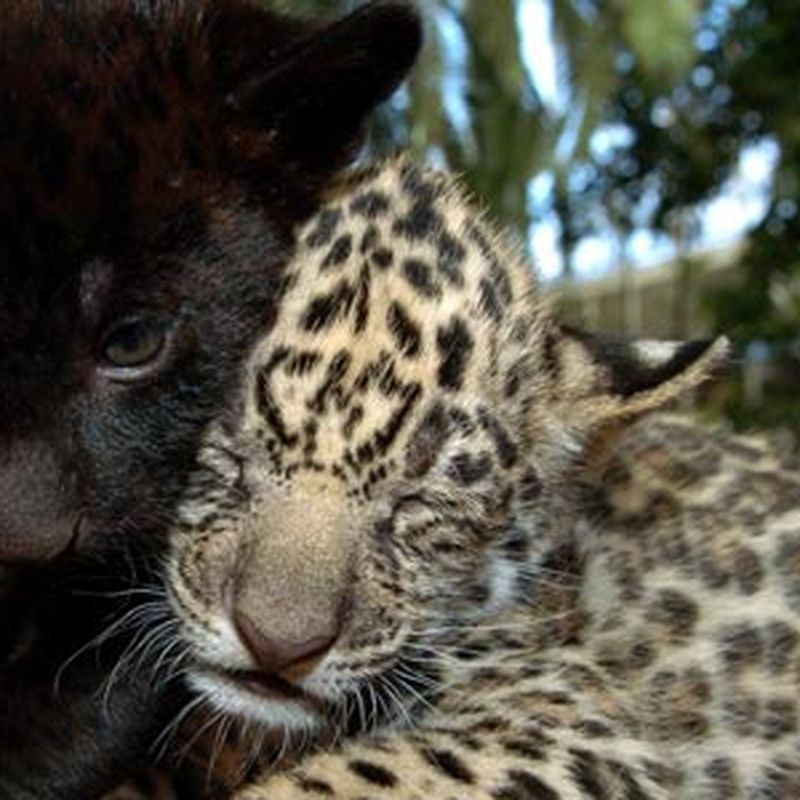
[616,0,699,81]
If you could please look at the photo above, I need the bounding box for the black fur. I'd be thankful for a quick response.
[0,561,184,799]
[0,1,420,795]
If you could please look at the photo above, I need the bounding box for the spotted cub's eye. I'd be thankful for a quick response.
[100,315,171,372]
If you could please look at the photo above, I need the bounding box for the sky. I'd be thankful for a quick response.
[463,0,780,282]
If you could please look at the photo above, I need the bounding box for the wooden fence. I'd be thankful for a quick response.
[554,242,745,340]
[550,242,798,425]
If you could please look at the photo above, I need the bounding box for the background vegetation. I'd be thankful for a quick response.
[274,0,800,434]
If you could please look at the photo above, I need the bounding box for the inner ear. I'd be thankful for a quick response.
[557,326,730,424]
[563,327,729,399]
[226,1,422,172]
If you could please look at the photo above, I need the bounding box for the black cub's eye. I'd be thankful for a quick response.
[101,316,170,371]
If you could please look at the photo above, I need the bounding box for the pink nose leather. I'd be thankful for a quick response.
[234,611,336,683]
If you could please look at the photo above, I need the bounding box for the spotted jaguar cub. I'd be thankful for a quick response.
[162,158,799,798]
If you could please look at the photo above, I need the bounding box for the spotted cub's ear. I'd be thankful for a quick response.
[554,326,730,430]
[217,1,422,175]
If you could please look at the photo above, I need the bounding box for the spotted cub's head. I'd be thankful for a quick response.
[167,159,728,737]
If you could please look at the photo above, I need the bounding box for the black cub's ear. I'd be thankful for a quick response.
[220,2,422,173]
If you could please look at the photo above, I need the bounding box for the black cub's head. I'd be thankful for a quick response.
[0,0,421,564]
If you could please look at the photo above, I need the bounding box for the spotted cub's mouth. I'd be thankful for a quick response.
[227,668,310,704]
[191,663,329,722]
[186,643,444,739]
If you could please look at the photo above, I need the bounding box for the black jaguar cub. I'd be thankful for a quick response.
[0,2,420,797]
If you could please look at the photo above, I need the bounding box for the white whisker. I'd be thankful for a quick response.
[153,693,209,762]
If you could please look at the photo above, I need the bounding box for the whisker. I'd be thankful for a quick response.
[352,678,368,735]
[153,693,209,762]
[69,586,166,599]
[375,673,414,731]
[366,681,380,736]
[206,712,233,791]
[390,668,438,717]
[175,708,226,769]
[53,600,168,696]
[98,611,176,717]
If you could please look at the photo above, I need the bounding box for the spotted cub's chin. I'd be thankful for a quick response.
[189,668,327,734]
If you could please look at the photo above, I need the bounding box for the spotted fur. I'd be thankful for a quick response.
[151,159,794,800]
[215,417,800,800]
[578,419,800,798]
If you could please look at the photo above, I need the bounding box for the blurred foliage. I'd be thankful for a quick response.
[269,0,800,434]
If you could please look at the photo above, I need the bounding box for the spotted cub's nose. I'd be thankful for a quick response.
[234,611,337,683]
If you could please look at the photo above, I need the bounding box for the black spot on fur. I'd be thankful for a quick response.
[403,258,440,298]
[606,760,652,800]
[309,350,352,414]
[437,231,466,285]
[371,247,394,269]
[447,451,492,485]
[437,316,473,391]
[467,223,513,303]
[421,748,474,784]
[400,161,437,202]
[374,382,423,456]
[766,621,798,675]
[303,280,356,332]
[286,351,323,376]
[575,719,614,738]
[493,770,559,800]
[405,402,450,478]
[479,409,518,468]
[360,224,379,254]
[755,759,799,798]
[504,363,523,399]
[733,546,763,595]
[703,758,738,796]
[342,405,364,440]
[351,190,390,218]
[763,697,798,740]
[570,748,608,799]
[542,329,561,380]
[502,527,529,558]
[518,468,543,505]
[320,233,353,271]
[348,759,397,788]
[296,776,335,795]
[354,263,371,333]
[718,623,763,671]
[306,208,342,248]
[387,302,421,358]
[394,202,439,240]
[648,589,699,638]
[478,277,503,322]
[256,357,299,449]
[502,738,546,760]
